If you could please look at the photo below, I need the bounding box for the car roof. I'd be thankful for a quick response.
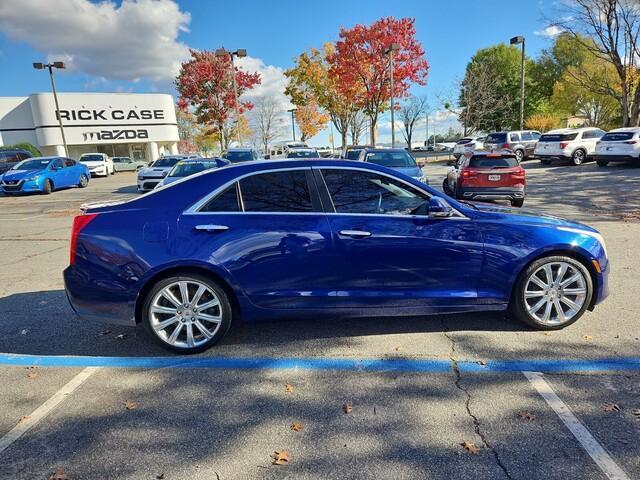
[23,156,59,160]
[226,148,254,151]
[607,127,640,133]
[466,149,516,158]
[361,148,407,153]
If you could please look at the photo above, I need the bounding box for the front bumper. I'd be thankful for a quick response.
[593,154,639,163]
[1,179,43,193]
[137,178,163,191]
[89,166,108,176]
[458,187,525,201]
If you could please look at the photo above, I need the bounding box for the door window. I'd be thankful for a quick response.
[64,159,76,167]
[509,133,521,142]
[239,170,314,212]
[51,159,64,170]
[521,132,533,141]
[320,169,429,216]
[201,183,241,212]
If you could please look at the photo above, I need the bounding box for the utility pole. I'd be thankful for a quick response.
[288,108,297,141]
[33,61,68,156]
[510,36,525,130]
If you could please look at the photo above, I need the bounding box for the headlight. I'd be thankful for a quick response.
[24,175,40,182]
[558,227,608,258]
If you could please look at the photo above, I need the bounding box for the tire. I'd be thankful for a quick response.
[540,159,552,165]
[509,255,593,330]
[596,159,609,167]
[110,166,115,175]
[142,274,233,354]
[442,178,451,196]
[511,198,524,208]
[570,149,586,166]
[78,174,89,188]
[515,149,524,163]
[42,179,53,195]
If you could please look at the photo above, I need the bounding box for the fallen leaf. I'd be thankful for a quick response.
[26,371,38,380]
[517,411,536,421]
[583,335,593,341]
[17,415,30,424]
[477,360,486,366]
[284,384,294,394]
[632,409,640,419]
[290,422,303,432]
[543,332,552,336]
[461,441,480,454]
[270,450,290,465]
[123,399,137,410]
[343,402,353,414]
[48,467,70,480]
[20,329,28,335]
[602,402,621,412]
[114,333,128,340]
[393,346,402,351]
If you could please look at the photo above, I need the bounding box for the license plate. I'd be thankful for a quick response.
[606,147,612,151]
[488,174,501,181]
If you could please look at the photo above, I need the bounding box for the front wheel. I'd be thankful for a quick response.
[442,178,452,196]
[570,149,586,166]
[42,179,53,195]
[515,149,524,163]
[142,274,233,353]
[511,198,524,208]
[510,256,592,330]
[596,159,609,167]
[78,174,89,188]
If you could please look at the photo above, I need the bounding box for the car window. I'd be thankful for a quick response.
[51,159,64,170]
[79,154,104,162]
[469,156,518,168]
[345,149,362,160]
[0,152,19,163]
[364,151,417,168]
[321,169,428,216]
[223,150,253,163]
[64,159,76,167]
[17,152,30,161]
[240,170,314,212]
[485,133,507,143]
[521,132,533,141]
[509,133,520,142]
[531,132,541,140]
[200,183,241,212]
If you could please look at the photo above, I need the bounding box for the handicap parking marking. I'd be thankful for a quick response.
[1,353,640,373]
[0,367,99,455]
[524,371,631,480]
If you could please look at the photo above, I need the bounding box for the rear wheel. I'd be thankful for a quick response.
[42,179,53,195]
[515,149,524,162]
[442,178,452,195]
[596,159,609,167]
[142,274,233,353]
[78,174,89,188]
[511,198,524,208]
[570,149,586,166]
[510,256,592,330]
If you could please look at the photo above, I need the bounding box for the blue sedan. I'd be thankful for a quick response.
[1,156,90,194]
[63,159,609,353]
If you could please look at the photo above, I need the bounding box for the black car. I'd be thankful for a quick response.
[0,149,32,174]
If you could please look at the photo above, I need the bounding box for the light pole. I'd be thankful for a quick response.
[288,108,297,141]
[385,43,400,148]
[215,48,247,145]
[510,36,525,131]
[33,61,68,156]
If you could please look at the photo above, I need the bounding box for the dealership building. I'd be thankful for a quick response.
[0,92,180,162]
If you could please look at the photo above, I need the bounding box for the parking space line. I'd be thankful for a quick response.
[0,367,99,455]
[523,371,630,480]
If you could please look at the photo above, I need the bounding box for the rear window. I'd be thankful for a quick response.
[224,151,253,163]
[485,133,507,143]
[345,149,362,160]
[456,138,473,145]
[364,151,417,168]
[539,133,578,142]
[600,132,635,142]
[152,157,181,168]
[469,156,518,168]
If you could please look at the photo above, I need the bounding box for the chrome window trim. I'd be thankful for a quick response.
[184,165,468,220]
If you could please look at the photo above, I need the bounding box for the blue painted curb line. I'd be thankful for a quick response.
[0,354,639,373]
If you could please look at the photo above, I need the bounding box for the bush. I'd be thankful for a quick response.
[0,142,41,157]
[525,114,560,133]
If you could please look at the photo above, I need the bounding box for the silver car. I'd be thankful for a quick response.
[112,156,147,172]
[484,130,541,162]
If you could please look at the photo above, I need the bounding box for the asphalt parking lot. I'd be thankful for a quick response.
[0,162,639,479]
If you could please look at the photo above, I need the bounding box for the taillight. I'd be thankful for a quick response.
[70,213,97,265]
[460,170,477,183]
[624,140,637,144]
[502,143,509,149]
[512,168,526,179]
[560,142,569,149]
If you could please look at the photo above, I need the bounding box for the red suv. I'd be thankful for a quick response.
[442,150,526,207]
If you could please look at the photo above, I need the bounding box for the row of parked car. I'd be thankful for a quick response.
[453,126,640,167]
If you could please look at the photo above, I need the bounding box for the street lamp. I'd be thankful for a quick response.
[384,43,400,148]
[33,61,68,156]
[510,36,525,131]
[287,108,297,141]
[215,48,247,144]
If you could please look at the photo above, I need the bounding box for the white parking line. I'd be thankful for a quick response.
[523,371,630,480]
[0,367,99,455]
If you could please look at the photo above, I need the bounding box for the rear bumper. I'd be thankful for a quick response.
[535,153,570,160]
[457,187,525,201]
[593,154,639,163]
[63,266,137,326]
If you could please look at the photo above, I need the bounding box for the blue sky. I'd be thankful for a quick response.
[0,0,560,146]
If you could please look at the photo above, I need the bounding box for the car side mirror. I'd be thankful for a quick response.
[428,196,454,218]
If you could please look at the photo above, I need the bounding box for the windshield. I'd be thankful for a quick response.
[286,150,318,158]
[79,155,104,162]
[345,149,362,160]
[469,156,518,168]
[601,132,635,141]
[485,133,507,143]
[168,161,217,177]
[13,158,51,170]
[365,151,417,168]
[152,157,182,168]
[223,151,253,163]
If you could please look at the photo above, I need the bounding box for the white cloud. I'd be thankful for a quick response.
[534,25,564,38]
[0,0,191,83]
[235,56,292,110]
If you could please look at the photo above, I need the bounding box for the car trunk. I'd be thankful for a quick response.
[462,166,525,188]
[596,133,637,155]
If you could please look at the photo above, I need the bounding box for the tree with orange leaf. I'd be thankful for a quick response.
[295,100,329,142]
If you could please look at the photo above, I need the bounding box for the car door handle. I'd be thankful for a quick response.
[339,229,371,238]
[194,224,229,232]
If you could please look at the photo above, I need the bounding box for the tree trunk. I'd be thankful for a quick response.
[369,115,377,146]
[341,130,348,156]
[407,132,412,152]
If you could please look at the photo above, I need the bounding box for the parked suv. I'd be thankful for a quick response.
[0,149,32,174]
[443,150,525,207]
[483,130,541,162]
[534,127,605,166]
[594,127,640,167]
[452,136,485,160]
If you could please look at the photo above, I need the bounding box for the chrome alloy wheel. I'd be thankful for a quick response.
[523,261,587,326]
[149,280,222,349]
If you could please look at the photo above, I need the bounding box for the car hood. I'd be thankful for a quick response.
[139,166,171,177]
[156,176,181,187]
[469,202,597,232]
[2,168,46,181]
[392,166,423,178]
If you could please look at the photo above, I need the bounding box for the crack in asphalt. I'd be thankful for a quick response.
[440,318,513,480]
[2,245,67,267]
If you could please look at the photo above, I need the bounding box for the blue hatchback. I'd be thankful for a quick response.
[1,156,90,194]
[63,160,609,353]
